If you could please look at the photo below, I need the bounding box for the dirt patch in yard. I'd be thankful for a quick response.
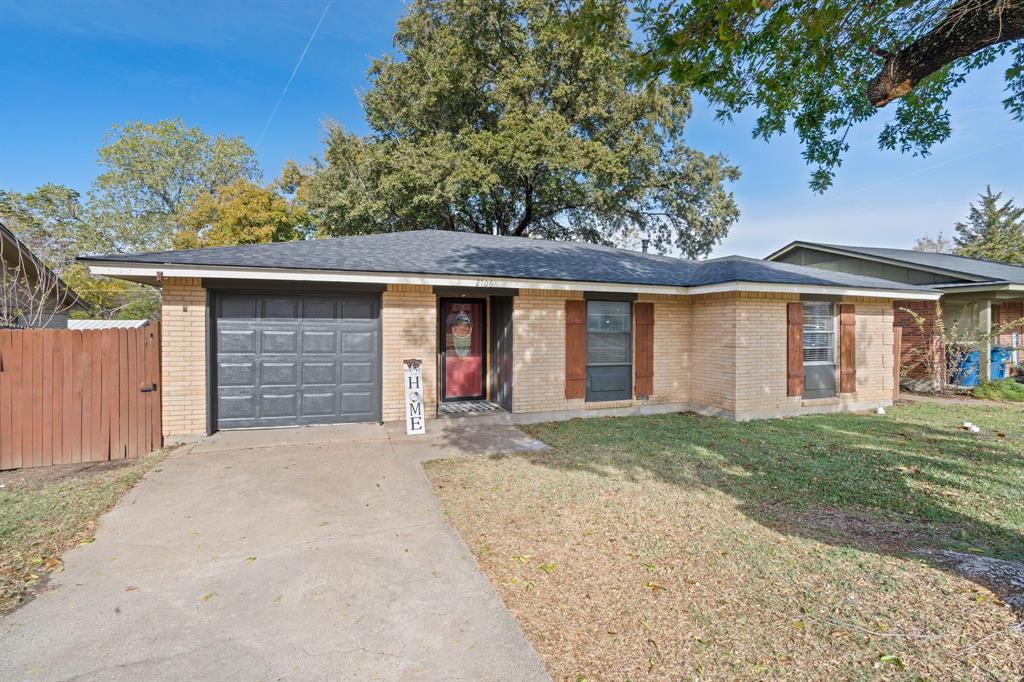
[427,405,1024,680]
[0,458,136,486]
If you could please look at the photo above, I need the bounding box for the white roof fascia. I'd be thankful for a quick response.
[86,261,940,301]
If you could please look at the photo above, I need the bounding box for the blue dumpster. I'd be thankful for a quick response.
[952,347,1015,386]
[952,350,981,387]
[991,346,1012,380]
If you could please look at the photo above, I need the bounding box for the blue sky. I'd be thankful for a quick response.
[2,0,1022,258]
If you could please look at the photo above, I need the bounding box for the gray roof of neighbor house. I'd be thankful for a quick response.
[767,241,1024,287]
[80,229,937,293]
[1,220,89,311]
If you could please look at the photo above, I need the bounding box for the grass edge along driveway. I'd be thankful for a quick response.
[427,402,1024,680]
[0,450,169,614]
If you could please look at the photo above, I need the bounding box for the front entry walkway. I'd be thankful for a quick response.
[0,424,550,681]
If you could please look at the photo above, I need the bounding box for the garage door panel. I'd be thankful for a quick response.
[219,329,256,353]
[301,391,337,417]
[340,391,375,416]
[261,361,298,387]
[262,297,299,319]
[260,392,298,418]
[341,361,373,384]
[219,362,256,387]
[301,330,337,353]
[342,330,375,354]
[302,361,337,385]
[218,295,257,319]
[214,291,381,430]
[218,394,256,420]
[262,330,297,353]
[302,298,341,319]
[343,299,375,319]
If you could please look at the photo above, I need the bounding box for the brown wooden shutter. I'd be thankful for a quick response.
[839,303,856,393]
[787,302,804,397]
[565,300,586,399]
[634,302,654,397]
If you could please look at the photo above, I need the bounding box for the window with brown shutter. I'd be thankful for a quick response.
[634,302,654,397]
[787,302,803,397]
[839,304,856,393]
[565,300,586,399]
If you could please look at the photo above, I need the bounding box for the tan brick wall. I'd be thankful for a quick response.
[161,277,207,438]
[381,284,437,422]
[641,294,690,403]
[512,289,583,413]
[694,292,900,417]
[727,293,895,417]
[847,297,896,403]
[689,293,740,413]
[512,290,690,415]
[733,292,801,415]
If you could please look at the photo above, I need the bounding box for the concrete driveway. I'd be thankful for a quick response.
[0,423,550,681]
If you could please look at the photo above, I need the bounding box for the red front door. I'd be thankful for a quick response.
[443,300,484,399]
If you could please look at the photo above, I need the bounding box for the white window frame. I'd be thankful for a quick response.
[802,302,837,366]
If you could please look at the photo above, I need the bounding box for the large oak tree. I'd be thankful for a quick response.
[305,0,740,257]
[638,1,1024,191]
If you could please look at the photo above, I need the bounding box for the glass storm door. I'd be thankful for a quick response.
[442,300,485,400]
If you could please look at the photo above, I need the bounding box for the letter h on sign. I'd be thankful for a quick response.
[403,359,426,435]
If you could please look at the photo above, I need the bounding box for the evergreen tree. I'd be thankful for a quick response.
[953,187,1024,264]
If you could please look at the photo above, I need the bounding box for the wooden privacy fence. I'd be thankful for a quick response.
[0,323,162,470]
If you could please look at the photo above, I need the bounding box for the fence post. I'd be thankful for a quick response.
[893,325,902,401]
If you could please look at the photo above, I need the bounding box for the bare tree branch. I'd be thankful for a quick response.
[0,232,72,328]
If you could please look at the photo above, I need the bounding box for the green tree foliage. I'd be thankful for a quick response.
[0,185,159,319]
[91,118,261,251]
[1,120,309,319]
[953,186,1024,264]
[637,1,1024,191]
[172,177,312,249]
[304,0,740,257]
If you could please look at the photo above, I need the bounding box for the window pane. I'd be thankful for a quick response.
[588,332,630,364]
[802,302,834,364]
[586,300,631,365]
[587,301,630,333]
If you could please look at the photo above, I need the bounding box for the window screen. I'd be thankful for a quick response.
[586,300,632,401]
[587,301,631,365]
[802,302,835,364]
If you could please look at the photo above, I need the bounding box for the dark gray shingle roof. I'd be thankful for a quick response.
[781,242,1024,285]
[81,230,935,293]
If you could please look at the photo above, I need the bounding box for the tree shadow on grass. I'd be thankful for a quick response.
[507,407,1024,614]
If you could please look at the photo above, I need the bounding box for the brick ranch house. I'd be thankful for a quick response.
[81,231,939,441]
[766,242,1024,382]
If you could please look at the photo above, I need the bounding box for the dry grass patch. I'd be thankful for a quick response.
[426,403,1024,680]
[0,450,169,614]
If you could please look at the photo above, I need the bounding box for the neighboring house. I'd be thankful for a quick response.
[766,242,1024,380]
[81,230,938,440]
[0,220,88,328]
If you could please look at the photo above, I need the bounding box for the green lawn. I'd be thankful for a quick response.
[427,402,1024,680]
[0,451,167,614]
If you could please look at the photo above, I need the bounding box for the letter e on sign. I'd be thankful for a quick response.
[403,359,426,435]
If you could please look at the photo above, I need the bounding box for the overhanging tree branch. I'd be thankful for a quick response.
[867,0,1024,107]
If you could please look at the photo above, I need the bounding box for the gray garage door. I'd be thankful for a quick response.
[213,292,381,429]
